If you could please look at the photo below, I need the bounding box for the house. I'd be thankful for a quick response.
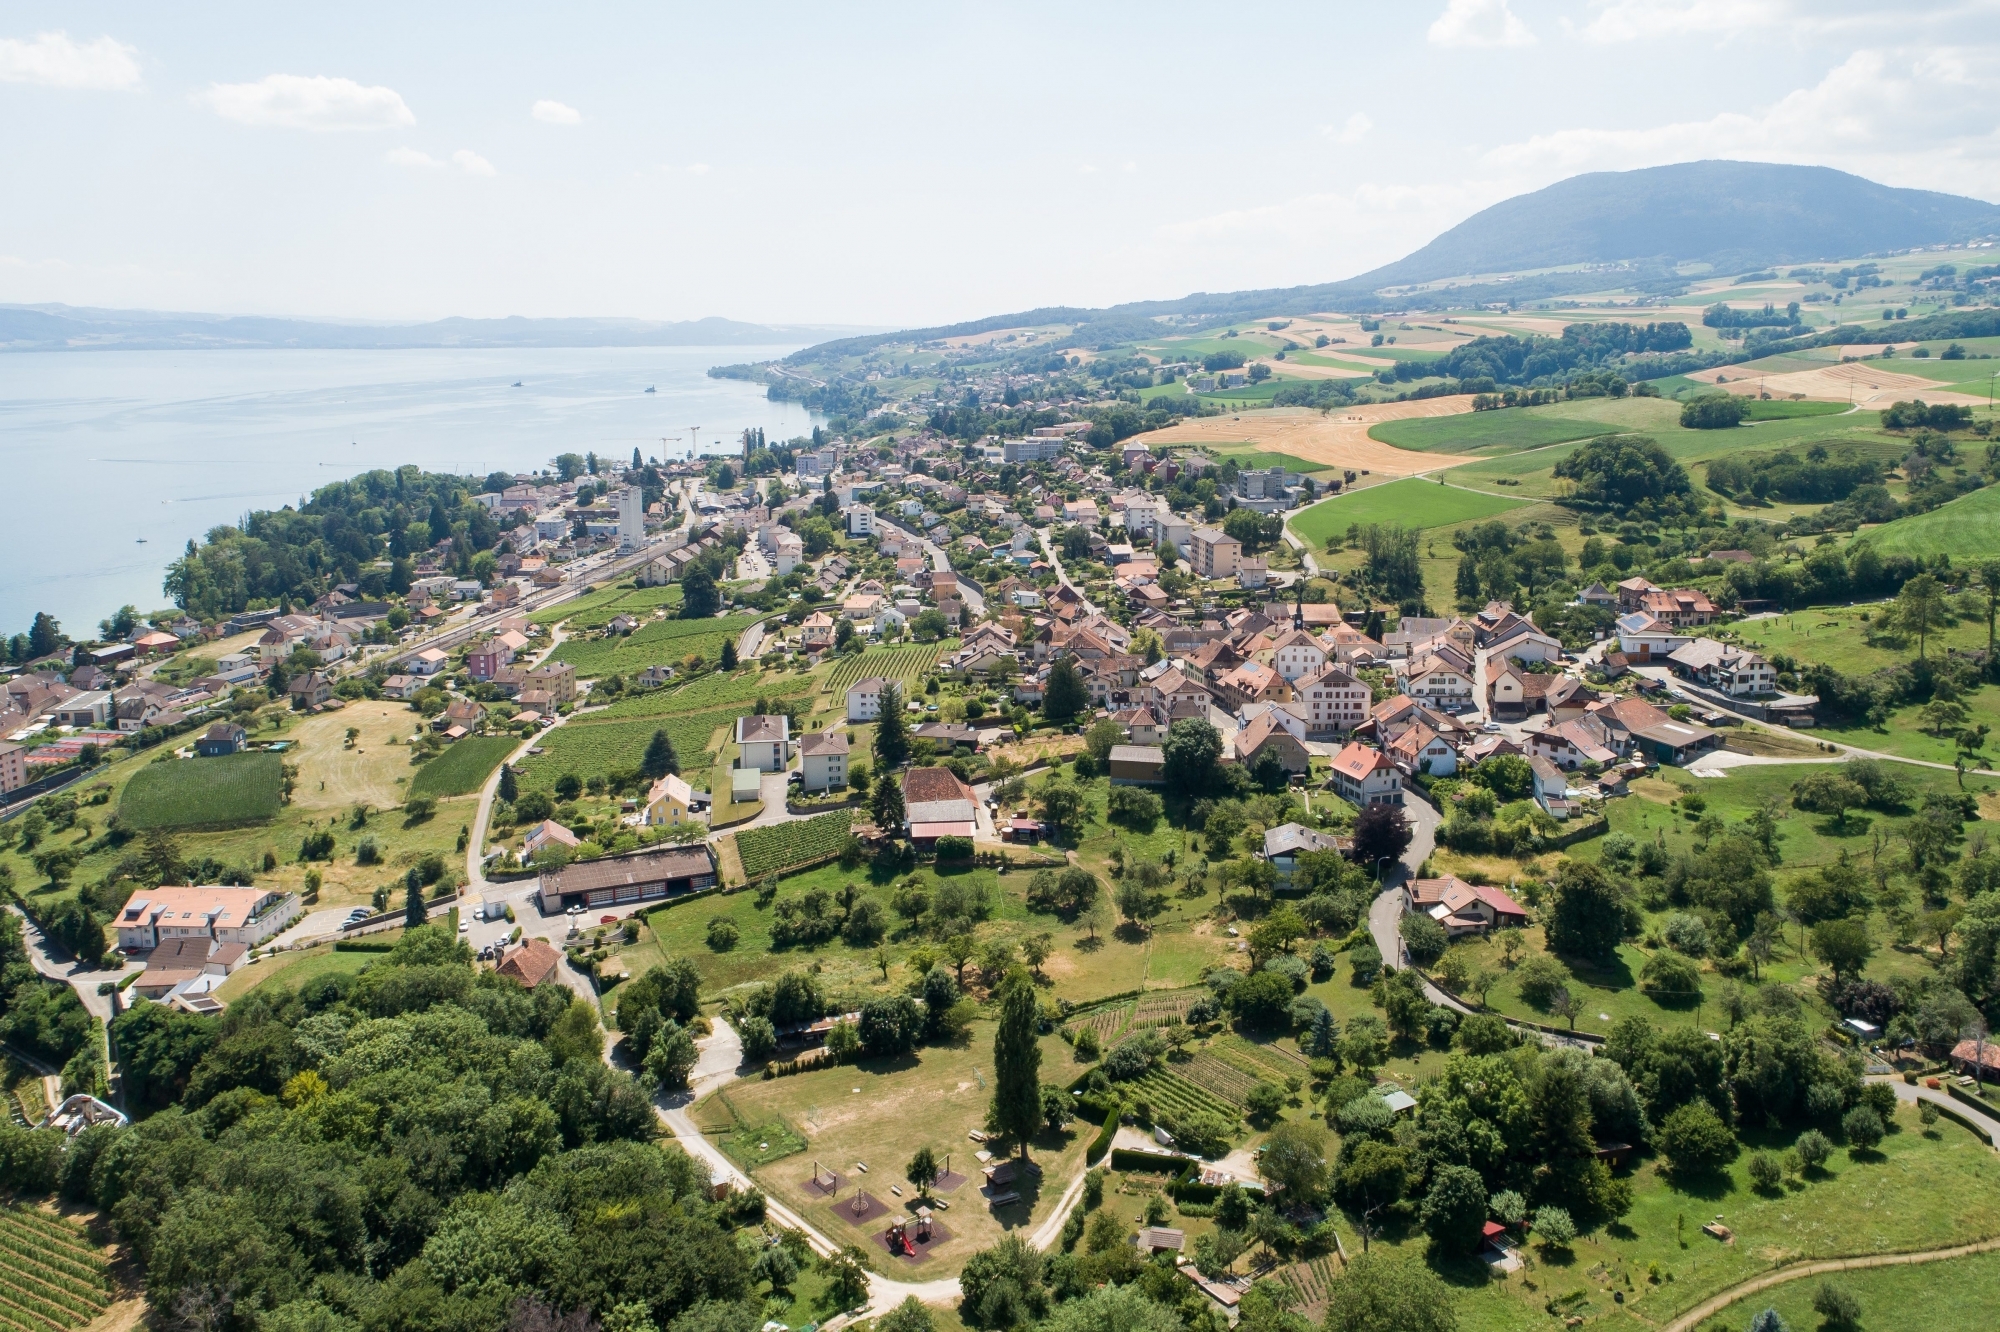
[842,503,876,537]
[1592,696,1722,765]
[1136,1227,1186,1255]
[466,638,515,681]
[1329,742,1403,807]
[411,648,449,675]
[286,671,333,708]
[0,742,24,795]
[1545,677,1603,722]
[1295,665,1371,740]
[1213,661,1289,710]
[735,714,792,773]
[1486,664,1565,720]
[645,773,706,826]
[1112,704,1168,746]
[51,691,112,727]
[846,676,888,722]
[1576,583,1617,608]
[1527,717,1620,771]
[1403,876,1528,938]
[495,937,564,988]
[1188,526,1242,580]
[1386,722,1458,777]
[114,885,300,952]
[1639,587,1718,628]
[1665,638,1777,696]
[1614,612,1692,661]
[1267,628,1329,683]
[1615,576,1660,611]
[798,729,851,793]
[914,721,980,751]
[133,936,248,1000]
[1485,623,1563,666]
[1261,822,1346,888]
[1949,1038,2000,1079]
[903,766,979,847]
[1399,647,1475,709]
[1108,744,1166,786]
[194,722,247,756]
[536,843,718,912]
[525,662,578,706]
[523,819,582,857]
[382,674,420,700]
[1527,755,1569,809]
[1233,713,1311,775]
[800,611,837,651]
[435,698,483,733]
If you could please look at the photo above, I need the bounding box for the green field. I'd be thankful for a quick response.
[1861,483,2000,559]
[735,811,855,879]
[548,613,758,676]
[1205,447,1343,475]
[1289,477,1528,547]
[514,707,743,795]
[531,580,683,630]
[116,751,283,830]
[1718,1249,2000,1332]
[587,668,816,723]
[1741,397,1851,419]
[1368,411,1626,455]
[408,735,518,799]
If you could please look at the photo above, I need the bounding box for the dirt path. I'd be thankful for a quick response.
[1661,1235,2000,1332]
[1130,398,1478,473]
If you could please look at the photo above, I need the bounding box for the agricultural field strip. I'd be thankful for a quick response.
[0,1223,107,1288]
[735,811,856,879]
[1130,989,1203,1028]
[1211,1035,1308,1076]
[1129,1066,1236,1121]
[0,1249,106,1306]
[1275,1258,1337,1324]
[589,670,817,722]
[1063,1002,1132,1046]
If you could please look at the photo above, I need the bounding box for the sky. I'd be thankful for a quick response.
[4,0,1999,329]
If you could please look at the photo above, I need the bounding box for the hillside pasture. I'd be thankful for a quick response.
[117,751,283,830]
[1861,482,2000,560]
[1289,476,1527,547]
[286,701,421,811]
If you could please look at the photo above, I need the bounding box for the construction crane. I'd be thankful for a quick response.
[687,426,702,458]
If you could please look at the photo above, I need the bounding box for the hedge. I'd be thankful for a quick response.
[934,835,973,861]
[1111,1147,1188,1174]
[1087,1108,1118,1166]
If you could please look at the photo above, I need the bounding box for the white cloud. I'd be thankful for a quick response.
[453,149,496,176]
[0,30,142,90]
[1483,47,2000,197]
[686,163,710,175]
[1428,0,1535,48]
[532,99,581,125]
[386,146,494,176]
[385,147,439,168]
[1573,0,1790,43]
[1327,112,1373,144]
[198,74,414,131]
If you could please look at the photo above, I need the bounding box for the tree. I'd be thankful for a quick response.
[990,973,1042,1160]
[719,639,738,670]
[1791,771,1867,829]
[498,763,518,804]
[1322,1251,1456,1332]
[1544,859,1626,962]
[1552,434,1694,513]
[1841,1104,1885,1151]
[906,1146,941,1199]
[1079,896,1113,945]
[1021,932,1053,979]
[1812,1282,1862,1332]
[876,1297,936,1332]
[1980,561,2000,659]
[1531,1206,1576,1251]
[871,773,906,831]
[26,612,62,660]
[404,871,428,929]
[1162,717,1223,799]
[875,682,910,769]
[680,562,720,619]
[1114,878,1165,931]
[1421,1163,1489,1257]
[1084,718,1125,764]
[641,730,680,780]
[1657,1101,1738,1178]
[1043,657,1088,724]
[643,1020,699,1090]
[1037,777,1087,842]
[1352,803,1413,872]
[1811,917,1874,981]
[1896,573,1946,660]
[1039,1083,1073,1133]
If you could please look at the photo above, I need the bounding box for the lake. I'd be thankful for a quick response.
[0,345,819,640]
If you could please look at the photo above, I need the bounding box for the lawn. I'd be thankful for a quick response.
[547,613,758,676]
[409,735,519,799]
[1719,1249,2000,1331]
[1860,481,2000,560]
[696,1021,1092,1274]
[1367,411,1628,455]
[116,751,283,830]
[1721,603,1992,679]
[1289,477,1529,548]
[215,941,382,1002]
[285,701,425,812]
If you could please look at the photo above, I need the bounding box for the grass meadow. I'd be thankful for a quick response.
[1290,477,1529,547]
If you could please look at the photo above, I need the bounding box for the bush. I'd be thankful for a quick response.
[706,917,739,951]
[934,835,973,861]
[1812,1281,1863,1332]
[1073,1027,1100,1061]
[1747,1150,1783,1191]
[1638,950,1704,1007]
[1170,1110,1234,1158]
[1794,1128,1833,1170]
[1348,943,1382,986]
[1103,1031,1163,1080]
[1106,785,1162,830]
[1244,1081,1286,1125]
[1515,953,1573,1008]
[1402,912,1448,965]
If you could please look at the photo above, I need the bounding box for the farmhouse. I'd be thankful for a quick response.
[537,843,718,912]
[902,766,979,848]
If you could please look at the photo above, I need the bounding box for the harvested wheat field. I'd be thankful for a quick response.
[1132,397,1477,472]
[287,700,422,811]
[1687,359,1987,408]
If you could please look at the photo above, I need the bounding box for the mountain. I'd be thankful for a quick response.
[779,160,2000,363]
[0,304,874,353]
[1352,160,2000,291]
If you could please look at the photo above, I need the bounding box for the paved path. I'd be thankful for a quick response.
[1875,1075,2000,1150]
[1034,526,1100,618]
[1661,1234,2000,1332]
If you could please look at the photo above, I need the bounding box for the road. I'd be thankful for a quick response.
[878,515,986,619]
[1033,526,1099,618]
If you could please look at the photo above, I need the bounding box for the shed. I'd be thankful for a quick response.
[730,768,762,802]
[1136,1227,1185,1254]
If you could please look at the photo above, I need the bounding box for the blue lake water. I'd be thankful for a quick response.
[0,345,818,640]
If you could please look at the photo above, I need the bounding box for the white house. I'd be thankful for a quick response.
[1399,647,1475,709]
[1615,612,1692,661]
[842,503,875,537]
[1485,623,1563,666]
[846,676,888,722]
[735,714,791,773]
[1268,629,1329,683]
[411,648,449,676]
[1329,742,1404,807]
[798,729,850,793]
[1296,665,1371,739]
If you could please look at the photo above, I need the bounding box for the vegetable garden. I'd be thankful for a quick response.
[735,811,856,880]
[1131,989,1204,1030]
[1063,1003,1131,1048]
[1178,1052,1262,1108]
[0,1206,112,1331]
[1128,1067,1236,1123]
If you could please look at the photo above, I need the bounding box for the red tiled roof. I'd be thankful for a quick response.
[496,937,562,988]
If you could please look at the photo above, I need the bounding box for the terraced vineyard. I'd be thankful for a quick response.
[1179,1052,1263,1108]
[0,1206,112,1331]
[1129,1067,1237,1123]
[1275,1256,1340,1325]
[735,810,855,879]
[823,644,938,702]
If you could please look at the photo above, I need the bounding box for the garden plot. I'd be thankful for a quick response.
[1128,1067,1237,1123]
[1130,989,1203,1030]
[1177,1052,1262,1108]
[1064,1004,1131,1047]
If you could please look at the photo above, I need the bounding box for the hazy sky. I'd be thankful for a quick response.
[3,0,1997,327]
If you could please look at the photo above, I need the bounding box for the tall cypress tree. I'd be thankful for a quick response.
[870,772,905,831]
[990,971,1043,1162]
[497,764,518,804]
[642,729,680,779]
[1043,657,1088,724]
[404,869,428,929]
[874,682,910,769]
